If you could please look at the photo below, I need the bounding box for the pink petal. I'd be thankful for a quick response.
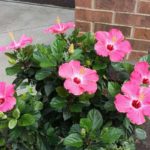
[121,81,139,98]
[109,50,125,62]
[0,46,7,52]
[141,87,150,104]
[44,24,63,34]
[114,94,131,113]
[109,40,131,62]
[0,82,5,98]
[143,105,150,117]
[8,42,17,49]
[134,61,149,76]
[44,22,75,34]
[59,62,73,78]
[130,71,142,85]
[84,69,99,82]
[0,97,16,112]
[70,60,81,74]
[117,40,132,53]
[64,79,84,95]
[109,29,124,42]
[20,35,32,47]
[81,81,98,94]
[65,22,75,29]
[127,109,145,125]
[5,84,15,97]
[95,31,109,42]
[95,41,109,57]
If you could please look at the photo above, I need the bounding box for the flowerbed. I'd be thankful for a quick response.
[0,19,150,150]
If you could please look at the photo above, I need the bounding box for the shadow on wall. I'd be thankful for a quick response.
[10,0,75,8]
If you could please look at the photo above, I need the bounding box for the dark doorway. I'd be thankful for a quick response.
[11,0,75,8]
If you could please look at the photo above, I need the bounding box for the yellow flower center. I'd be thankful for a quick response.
[80,67,85,74]
[112,36,117,42]
[139,93,145,101]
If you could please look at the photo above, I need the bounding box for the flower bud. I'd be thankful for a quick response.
[68,44,74,54]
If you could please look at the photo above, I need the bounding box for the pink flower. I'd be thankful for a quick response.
[59,60,99,95]
[115,81,150,125]
[130,61,150,86]
[0,34,32,52]
[95,29,132,62]
[44,17,75,34]
[0,82,16,112]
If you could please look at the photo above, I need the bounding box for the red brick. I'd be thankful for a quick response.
[94,23,131,37]
[138,1,150,14]
[127,51,148,62]
[128,39,150,51]
[75,0,91,8]
[115,13,150,27]
[76,21,91,32]
[75,9,113,23]
[134,28,150,40]
[95,0,136,12]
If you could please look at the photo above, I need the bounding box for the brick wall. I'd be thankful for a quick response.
[75,0,150,62]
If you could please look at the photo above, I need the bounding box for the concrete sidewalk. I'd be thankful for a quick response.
[0,1,74,82]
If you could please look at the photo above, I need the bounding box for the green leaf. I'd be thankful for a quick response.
[33,48,57,68]
[80,118,92,132]
[122,63,134,73]
[0,112,5,118]
[6,64,22,75]
[56,86,69,98]
[35,69,51,80]
[111,62,124,72]
[12,108,20,119]
[0,120,8,129]
[100,127,123,144]
[64,133,83,148]
[5,52,17,64]
[135,128,147,140]
[41,57,57,68]
[44,83,54,96]
[36,134,49,150]
[5,52,17,60]
[33,101,43,111]
[123,118,133,133]
[8,119,17,129]
[70,104,83,113]
[17,97,25,111]
[67,49,83,61]
[46,126,55,136]
[104,100,115,112]
[140,54,150,63]
[69,124,81,134]
[79,93,94,104]
[87,109,103,131]
[50,97,66,110]
[18,114,35,126]
[108,82,121,97]
[0,138,5,146]
[93,63,107,71]
[111,62,133,74]
[63,109,72,121]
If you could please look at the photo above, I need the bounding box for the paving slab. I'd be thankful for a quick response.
[0,1,74,82]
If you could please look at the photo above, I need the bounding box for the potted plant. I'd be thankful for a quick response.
[0,18,149,150]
